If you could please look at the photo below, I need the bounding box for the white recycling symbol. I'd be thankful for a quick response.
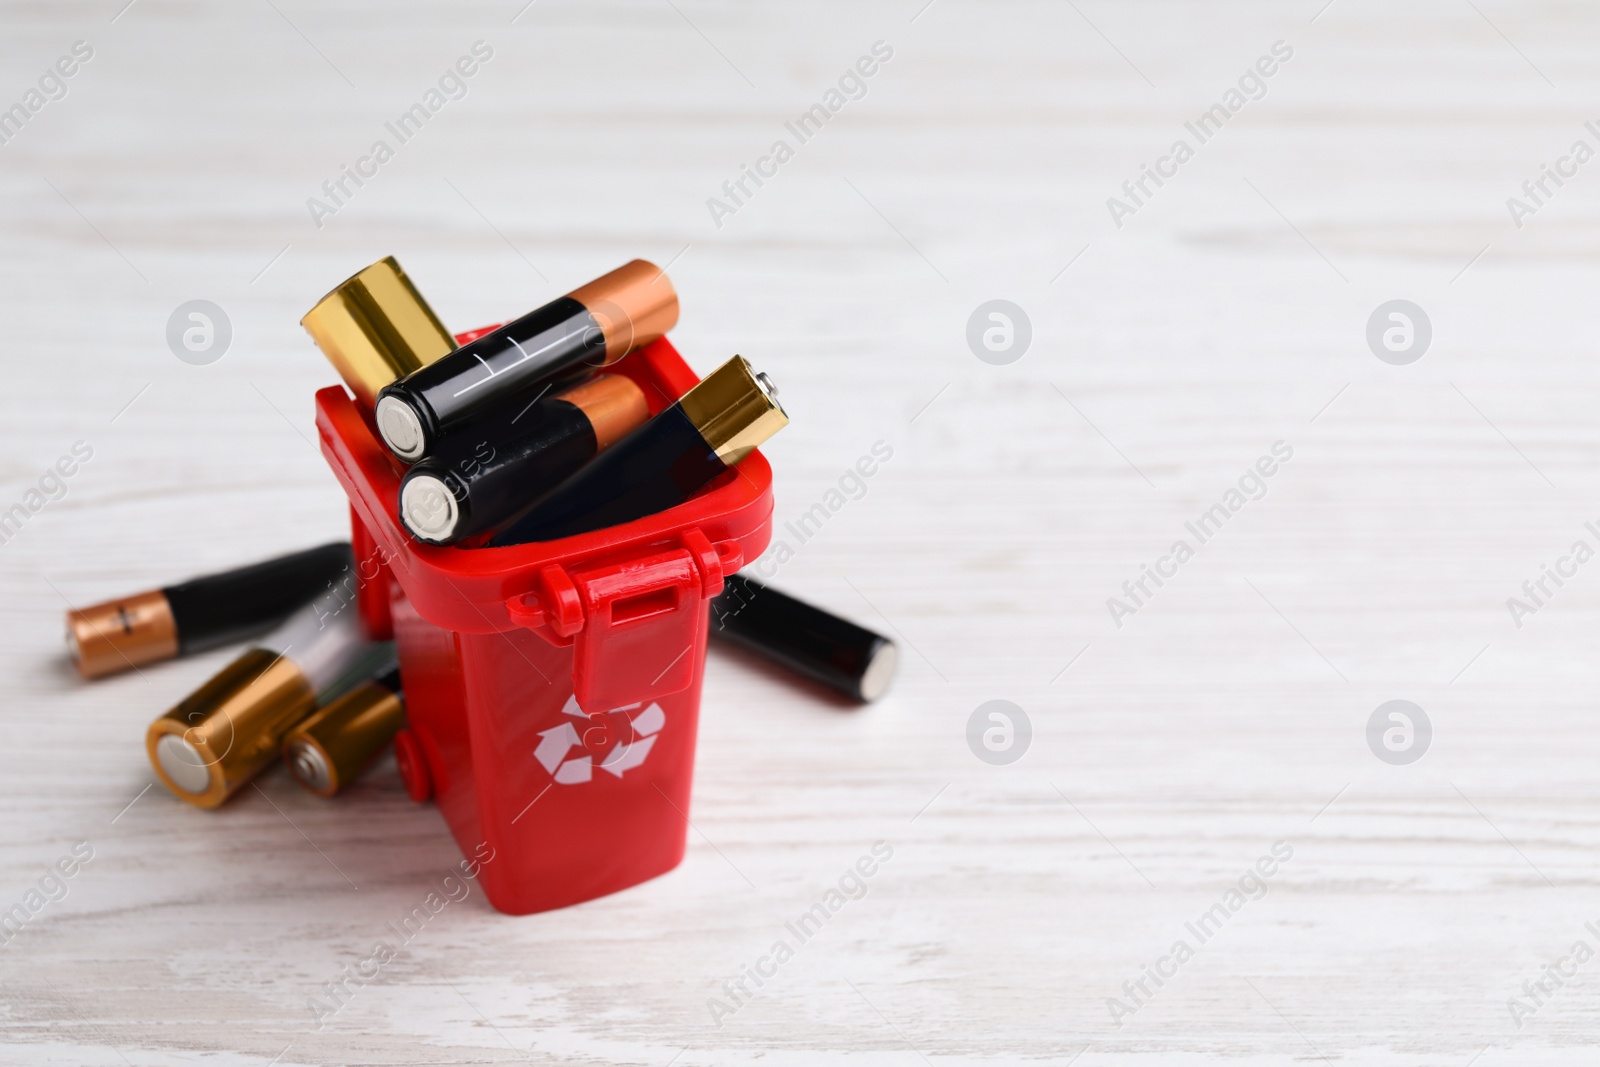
[534,694,665,785]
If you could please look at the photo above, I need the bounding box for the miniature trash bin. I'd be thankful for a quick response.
[315,337,775,915]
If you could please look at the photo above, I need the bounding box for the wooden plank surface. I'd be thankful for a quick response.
[2,0,1599,1062]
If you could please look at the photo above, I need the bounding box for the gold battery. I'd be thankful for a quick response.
[679,355,789,465]
[300,256,455,410]
[146,649,316,809]
[282,681,405,797]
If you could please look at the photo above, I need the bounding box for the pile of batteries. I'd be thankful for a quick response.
[66,258,897,810]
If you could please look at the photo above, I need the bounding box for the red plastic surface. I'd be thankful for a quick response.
[317,336,774,915]
[351,505,395,641]
[451,322,503,346]
[393,729,431,802]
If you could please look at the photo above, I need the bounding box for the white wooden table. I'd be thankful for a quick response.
[3,0,1598,1062]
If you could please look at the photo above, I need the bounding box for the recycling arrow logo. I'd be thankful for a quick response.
[534,694,665,785]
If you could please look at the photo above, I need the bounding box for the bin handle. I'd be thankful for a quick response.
[680,527,729,599]
[502,529,739,640]
[505,565,585,637]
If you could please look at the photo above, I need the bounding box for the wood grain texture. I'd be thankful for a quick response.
[1,0,1598,1062]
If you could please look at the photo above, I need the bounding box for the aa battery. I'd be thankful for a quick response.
[146,594,389,809]
[487,355,786,546]
[66,541,354,680]
[300,256,457,411]
[374,260,677,462]
[283,666,405,797]
[398,374,650,545]
[710,574,898,703]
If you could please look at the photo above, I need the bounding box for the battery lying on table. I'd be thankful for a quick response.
[710,574,897,703]
[283,665,405,797]
[146,594,389,809]
[66,541,353,680]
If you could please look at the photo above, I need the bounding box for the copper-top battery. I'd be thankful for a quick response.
[374,260,677,462]
[397,374,650,545]
[66,541,353,680]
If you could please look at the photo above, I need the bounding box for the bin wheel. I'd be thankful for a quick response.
[394,729,432,803]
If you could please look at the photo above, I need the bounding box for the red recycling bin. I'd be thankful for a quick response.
[315,337,774,914]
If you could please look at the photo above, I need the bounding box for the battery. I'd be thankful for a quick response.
[283,665,404,797]
[710,574,898,702]
[486,355,786,545]
[397,374,649,545]
[66,541,353,679]
[373,260,677,461]
[146,593,389,808]
[299,257,456,411]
